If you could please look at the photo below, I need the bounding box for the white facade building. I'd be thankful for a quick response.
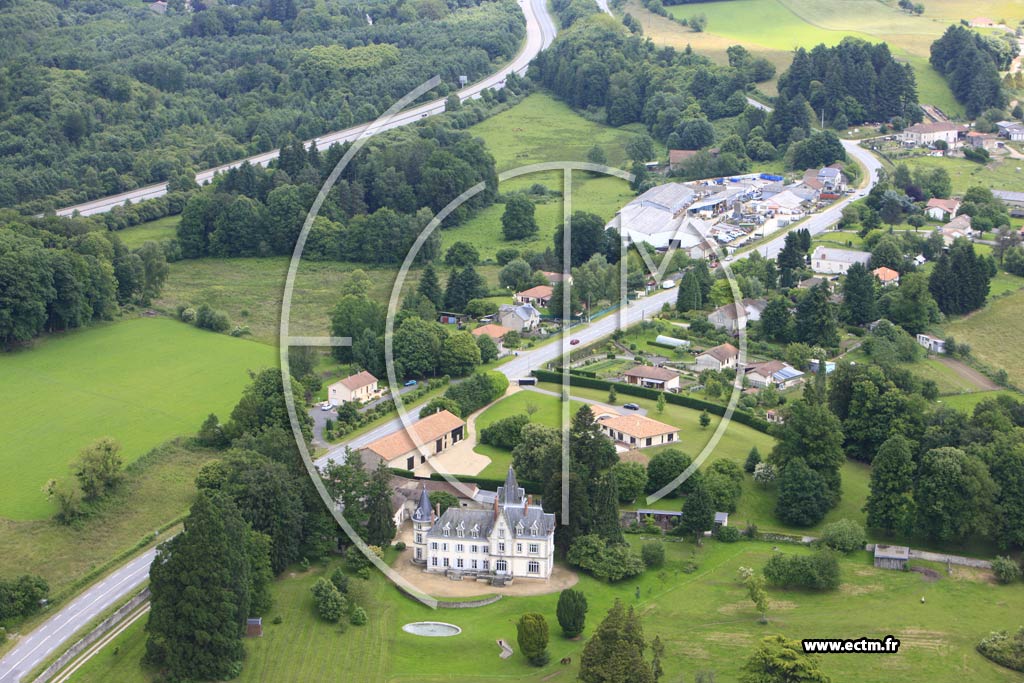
[412,467,555,582]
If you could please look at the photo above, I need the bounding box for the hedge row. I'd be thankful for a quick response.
[532,369,771,434]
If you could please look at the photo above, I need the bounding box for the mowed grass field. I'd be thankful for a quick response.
[628,0,972,114]
[0,318,274,520]
[115,215,181,249]
[943,289,1024,389]
[900,154,1024,195]
[67,538,1024,683]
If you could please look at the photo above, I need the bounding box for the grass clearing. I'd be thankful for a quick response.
[66,537,1024,683]
[938,389,1022,411]
[942,289,1024,388]
[114,215,181,249]
[0,318,273,519]
[899,155,1024,196]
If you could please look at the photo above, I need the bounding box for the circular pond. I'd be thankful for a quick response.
[402,621,462,637]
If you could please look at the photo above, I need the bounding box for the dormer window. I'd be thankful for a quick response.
[442,523,450,537]
[530,521,539,535]
[515,522,525,536]
[471,524,479,538]
[456,521,465,538]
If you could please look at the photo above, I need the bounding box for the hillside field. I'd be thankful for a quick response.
[628,0,971,115]
[66,538,1024,683]
[942,289,1024,389]
[0,318,274,520]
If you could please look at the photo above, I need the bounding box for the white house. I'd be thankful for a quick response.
[810,246,871,274]
[707,304,745,333]
[916,333,946,354]
[498,303,540,331]
[695,342,740,371]
[598,413,680,449]
[328,370,380,405]
[412,467,555,581]
[900,122,967,148]
[817,167,846,195]
[925,197,960,221]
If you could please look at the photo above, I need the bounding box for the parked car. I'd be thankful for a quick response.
[623,403,640,410]
[320,402,334,411]
[569,338,580,345]
[404,379,418,387]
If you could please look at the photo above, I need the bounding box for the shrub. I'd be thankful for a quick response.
[763,550,840,591]
[641,542,665,567]
[978,628,1024,672]
[311,578,347,622]
[516,613,550,666]
[645,449,692,496]
[567,535,646,581]
[329,567,349,594]
[394,541,406,552]
[820,519,866,554]
[556,589,588,638]
[194,303,230,332]
[716,526,741,543]
[479,414,530,449]
[271,615,283,625]
[992,556,1021,584]
[744,447,762,474]
[0,575,48,621]
[611,461,647,503]
[179,306,196,323]
[349,605,368,625]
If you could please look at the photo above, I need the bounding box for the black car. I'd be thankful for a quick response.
[623,403,640,410]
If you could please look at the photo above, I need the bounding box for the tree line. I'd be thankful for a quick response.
[0,0,524,211]
[0,215,168,347]
[778,39,921,129]
[930,25,1012,117]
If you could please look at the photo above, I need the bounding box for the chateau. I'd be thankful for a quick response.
[411,467,556,582]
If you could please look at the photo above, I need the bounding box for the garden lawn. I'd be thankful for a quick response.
[942,289,1024,389]
[0,318,273,520]
[938,389,1022,412]
[66,539,1024,683]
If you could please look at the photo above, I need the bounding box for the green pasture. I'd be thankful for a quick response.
[0,318,273,520]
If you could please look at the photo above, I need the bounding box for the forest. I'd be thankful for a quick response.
[0,214,169,346]
[777,39,921,128]
[929,24,1012,117]
[0,0,525,212]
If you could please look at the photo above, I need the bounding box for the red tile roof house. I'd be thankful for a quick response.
[622,365,681,392]
[871,266,900,286]
[327,370,380,405]
[925,197,960,221]
[514,285,553,307]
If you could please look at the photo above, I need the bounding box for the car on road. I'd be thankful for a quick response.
[569,338,580,345]
[320,402,334,411]
[404,379,418,386]
[623,402,640,410]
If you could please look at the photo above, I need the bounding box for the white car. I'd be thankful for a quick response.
[320,402,334,411]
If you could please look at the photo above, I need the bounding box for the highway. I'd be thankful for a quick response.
[0,548,156,683]
[54,0,557,218]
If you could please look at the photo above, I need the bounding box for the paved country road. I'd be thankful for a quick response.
[53,0,557,218]
[0,548,155,683]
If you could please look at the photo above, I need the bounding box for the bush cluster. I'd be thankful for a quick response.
[763,550,841,591]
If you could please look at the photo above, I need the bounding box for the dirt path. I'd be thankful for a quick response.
[934,356,999,391]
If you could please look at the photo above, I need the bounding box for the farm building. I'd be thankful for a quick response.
[992,190,1024,218]
[361,410,466,471]
[622,365,681,392]
[916,334,946,354]
[745,360,804,390]
[899,122,967,148]
[873,544,909,570]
